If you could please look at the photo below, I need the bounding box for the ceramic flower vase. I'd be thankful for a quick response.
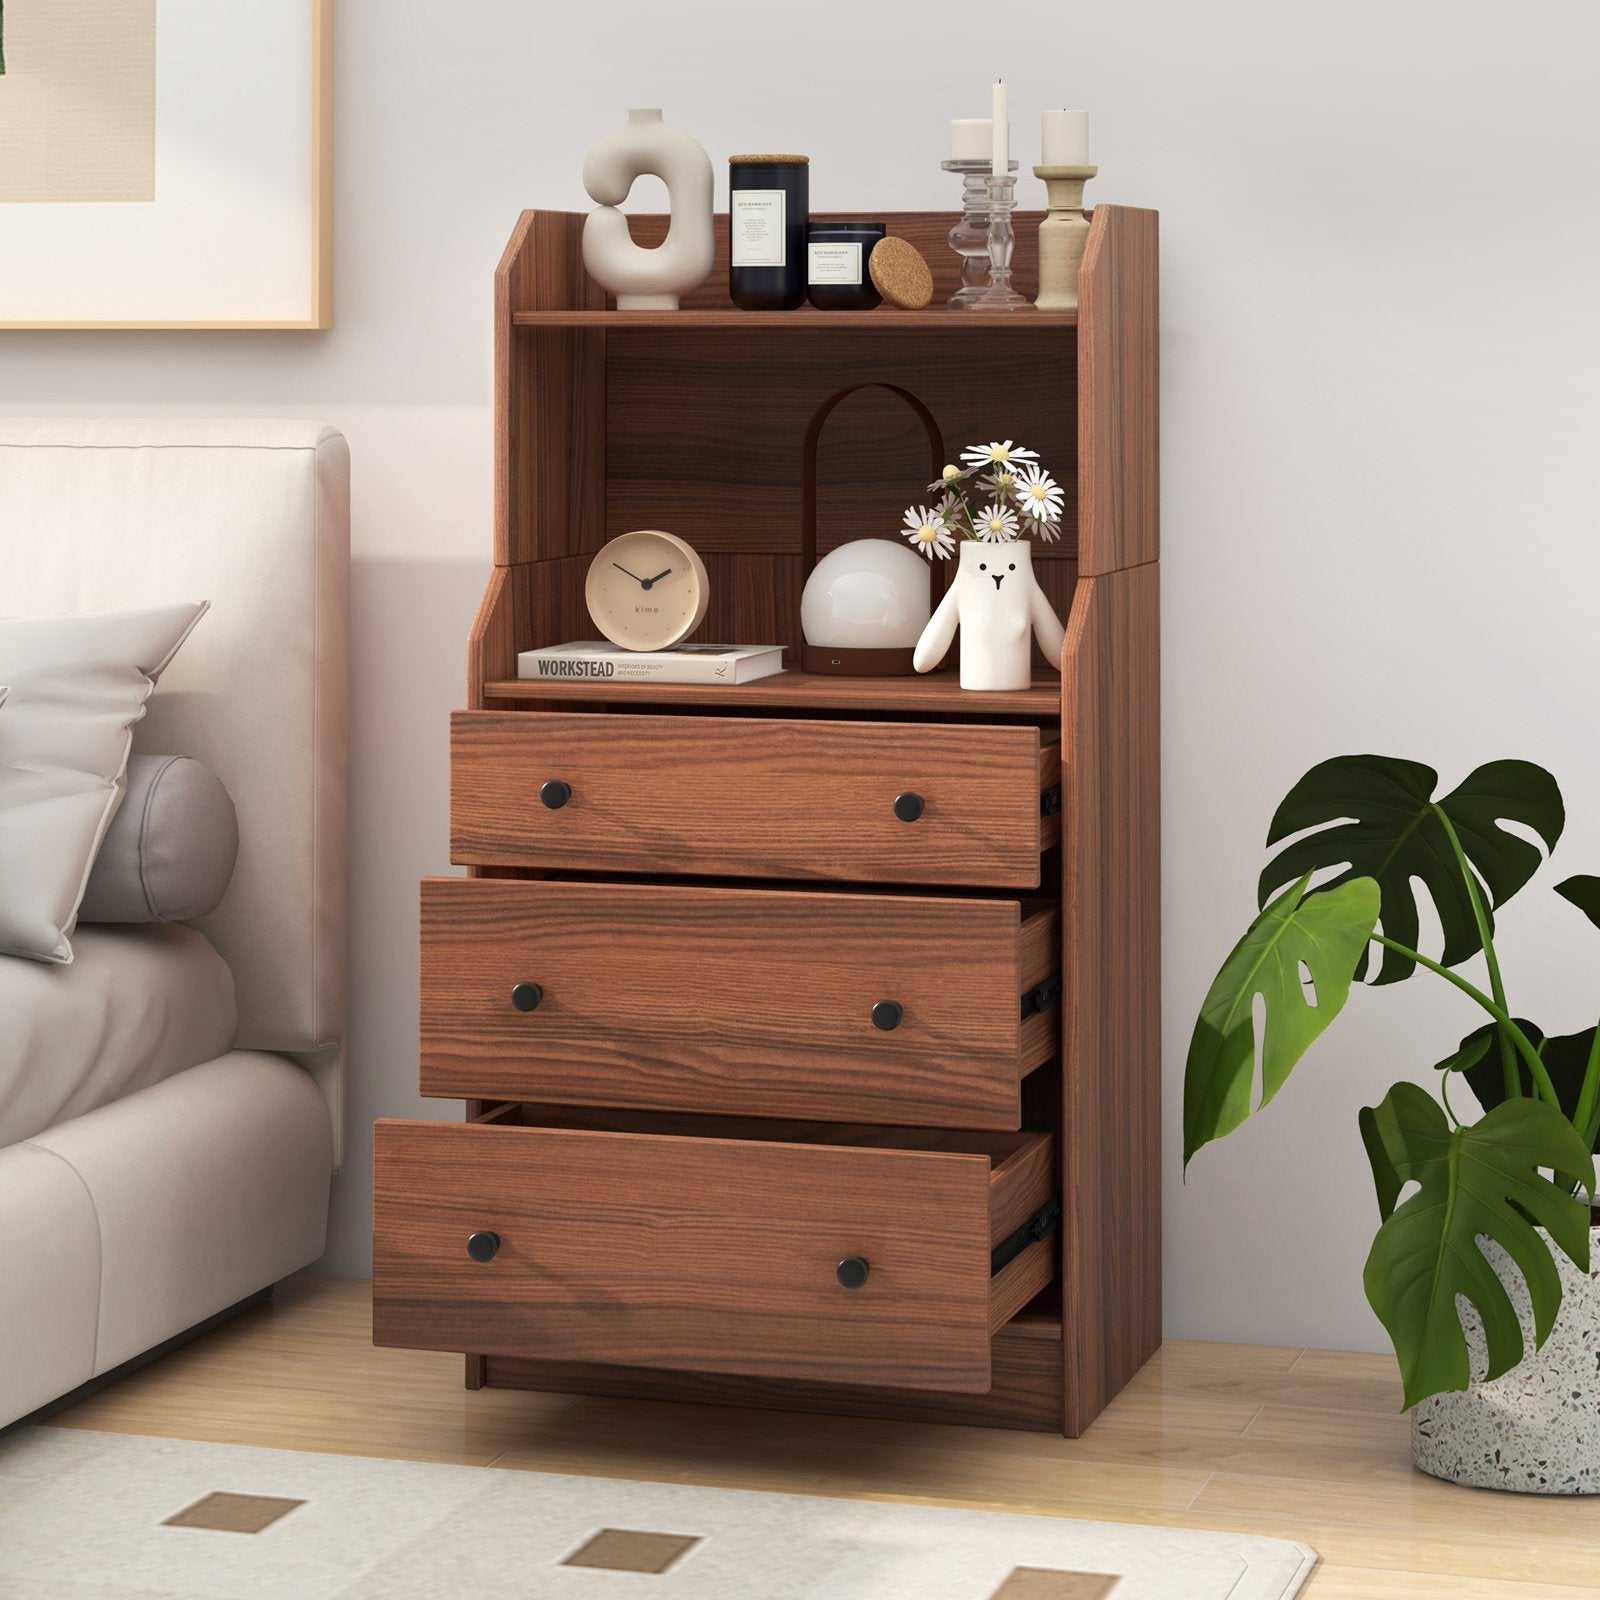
[581,109,715,310]
[912,540,1065,691]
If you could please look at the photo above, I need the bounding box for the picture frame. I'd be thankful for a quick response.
[0,0,332,329]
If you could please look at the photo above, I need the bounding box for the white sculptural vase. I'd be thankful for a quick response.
[911,540,1066,692]
[582,109,715,310]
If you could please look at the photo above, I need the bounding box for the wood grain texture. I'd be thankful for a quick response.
[482,667,1067,717]
[988,1242,1057,1334]
[603,326,1076,560]
[498,211,1047,316]
[450,711,1059,888]
[420,877,1058,1127]
[1076,205,1160,576]
[495,212,607,566]
[373,1117,1054,1392]
[466,566,514,708]
[483,1313,1065,1433]
[1059,561,1162,1434]
[514,308,1077,330]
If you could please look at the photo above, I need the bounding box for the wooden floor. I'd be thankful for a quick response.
[42,1274,1599,1597]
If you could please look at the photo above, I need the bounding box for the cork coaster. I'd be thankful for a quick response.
[869,236,934,310]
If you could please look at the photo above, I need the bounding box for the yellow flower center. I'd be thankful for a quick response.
[988,516,1004,530]
[941,464,961,481]
[1029,482,1048,500]
[992,447,1010,462]
[916,524,938,542]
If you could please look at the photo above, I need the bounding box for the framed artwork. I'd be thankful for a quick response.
[0,0,332,329]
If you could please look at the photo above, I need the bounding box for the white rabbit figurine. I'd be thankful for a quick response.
[912,540,1066,691]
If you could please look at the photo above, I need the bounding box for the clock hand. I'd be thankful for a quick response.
[640,568,673,590]
[612,562,647,583]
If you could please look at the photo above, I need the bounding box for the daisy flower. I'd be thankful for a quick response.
[1016,462,1065,525]
[975,502,1020,542]
[925,462,983,496]
[979,466,1022,503]
[901,503,956,561]
[960,439,1039,472]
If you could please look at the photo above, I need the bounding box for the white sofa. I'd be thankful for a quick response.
[0,420,349,1428]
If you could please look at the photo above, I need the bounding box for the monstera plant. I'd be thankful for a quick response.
[1184,755,1599,1409]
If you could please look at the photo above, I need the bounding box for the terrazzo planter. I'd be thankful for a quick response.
[1411,1224,1600,1494]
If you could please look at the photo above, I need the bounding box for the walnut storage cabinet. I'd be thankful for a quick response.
[373,204,1160,1436]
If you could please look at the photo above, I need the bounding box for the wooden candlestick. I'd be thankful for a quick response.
[1033,164,1097,311]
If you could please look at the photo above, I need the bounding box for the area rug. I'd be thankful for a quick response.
[0,1427,1317,1599]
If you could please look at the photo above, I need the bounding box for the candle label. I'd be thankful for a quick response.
[731,191,786,267]
[807,242,862,286]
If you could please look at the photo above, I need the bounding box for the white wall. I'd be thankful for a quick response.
[2,0,1597,1354]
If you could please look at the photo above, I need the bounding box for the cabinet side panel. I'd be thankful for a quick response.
[467,566,514,709]
[1060,562,1161,1433]
[1077,205,1159,576]
[496,212,607,566]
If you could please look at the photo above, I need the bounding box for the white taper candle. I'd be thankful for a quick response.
[992,80,1007,176]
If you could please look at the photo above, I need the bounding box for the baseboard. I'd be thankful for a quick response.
[2,1287,273,1438]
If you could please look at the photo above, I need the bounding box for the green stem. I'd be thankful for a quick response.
[1575,1024,1600,1153]
[1372,933,1563,1110]
[1431,806,1520,1102]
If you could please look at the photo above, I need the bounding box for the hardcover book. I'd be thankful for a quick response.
[517,641,785,685]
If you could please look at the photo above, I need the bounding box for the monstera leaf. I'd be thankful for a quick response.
[1360,1083,1595,1408]
[1184,873,1380,1165]
[1556,874,1600,930]
[1258,757,1563,986]
[1435,1018,1600,1152]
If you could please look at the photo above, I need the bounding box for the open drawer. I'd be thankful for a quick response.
[372,1108,1058,1393]
[450,710,1061,889]
[420,877,1061,1129]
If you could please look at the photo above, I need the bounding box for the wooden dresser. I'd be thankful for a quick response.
[373,203,1160,1436]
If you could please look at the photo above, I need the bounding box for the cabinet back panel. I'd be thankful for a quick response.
[602,328,1077,560]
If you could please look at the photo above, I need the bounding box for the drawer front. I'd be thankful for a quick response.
[372,1116,1056,1392]
[451,711,1060,888]
[420,878,1060,1128]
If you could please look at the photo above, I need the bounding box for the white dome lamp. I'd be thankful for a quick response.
[801,539,932,675]
[797,381,945,677]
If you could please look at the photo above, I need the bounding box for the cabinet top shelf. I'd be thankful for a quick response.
[511,307,1078,331]
[482,669,1063,716]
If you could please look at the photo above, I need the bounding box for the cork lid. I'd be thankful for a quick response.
[729,154,810,165]
[868,236,934,310]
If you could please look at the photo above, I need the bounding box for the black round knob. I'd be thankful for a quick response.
[467,1230,500,1262]
[510,982,544,1012]
[836,1256,870,1290]
[893,791,924,823]
[540,779,571,810]
[871,999,903,1032]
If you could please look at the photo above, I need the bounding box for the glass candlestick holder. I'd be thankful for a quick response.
[968,171,1031,312]
[941,157,1016,309]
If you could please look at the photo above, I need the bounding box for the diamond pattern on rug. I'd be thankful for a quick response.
[561,1527,702,1573]
[162,1491,306,1534]
[990,1569,1121,1598]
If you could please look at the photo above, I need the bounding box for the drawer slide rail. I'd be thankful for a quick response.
[990,1195,1062,1276]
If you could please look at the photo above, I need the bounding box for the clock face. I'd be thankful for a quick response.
[585,530,710,652]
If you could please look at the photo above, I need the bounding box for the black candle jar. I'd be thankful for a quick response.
[729,155,809,311]
[807,222,886,310]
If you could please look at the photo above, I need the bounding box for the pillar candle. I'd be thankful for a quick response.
[1041,109,1090,166]
[950,119,992,162]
